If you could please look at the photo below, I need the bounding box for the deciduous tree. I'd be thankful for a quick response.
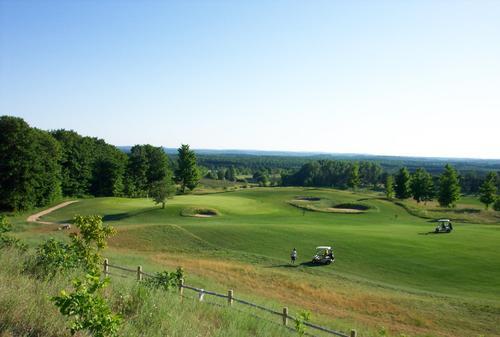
[348,162,360,190]
[150,174,176,209]
[0,116,61,211]
[410,168,434,203]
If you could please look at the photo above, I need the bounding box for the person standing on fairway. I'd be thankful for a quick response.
[290,248,297,264]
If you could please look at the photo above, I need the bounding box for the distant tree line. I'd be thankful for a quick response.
[280,159,499,209]
[200,155,499,195]
[281,160,383,189]
[0,116,200,211]
[387,164,499,209]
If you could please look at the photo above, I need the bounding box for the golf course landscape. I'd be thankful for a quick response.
[13,187,500,337]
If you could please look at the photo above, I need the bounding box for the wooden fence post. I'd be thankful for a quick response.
[137,265,143,281]
[282,307,288,326]
[103,258,109,277]
[350,329,357,337]
[228,290,233,306]
[199,289,205,302]
[179,278,184,296]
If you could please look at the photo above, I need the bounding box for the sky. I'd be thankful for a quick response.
[1,0,499,159]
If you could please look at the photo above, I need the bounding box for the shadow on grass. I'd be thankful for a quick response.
[299,261,329,267]
[102,207,158,222]
[268,264,300,268]
[429,208,481,214]
[418,231,452,235]
[267,262,328,268]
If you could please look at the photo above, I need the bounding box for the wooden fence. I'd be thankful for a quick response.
[103,259,357,337]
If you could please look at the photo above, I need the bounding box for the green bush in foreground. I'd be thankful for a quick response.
[28,215,122,337]
[52,275,122,337]
[30,215,116,278]
[294,311,311,337]
[0,248,291,337]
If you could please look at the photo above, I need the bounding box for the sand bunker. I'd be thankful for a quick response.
[181,207,220,218]
[294,196,321,201]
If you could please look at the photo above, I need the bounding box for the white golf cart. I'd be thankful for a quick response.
[312,246,335,265]
[434,219,453,233]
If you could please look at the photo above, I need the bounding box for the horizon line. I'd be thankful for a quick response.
[116,145,500,162]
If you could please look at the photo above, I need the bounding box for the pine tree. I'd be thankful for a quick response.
[395,167,412,199]
[385,175,395,200]
[438,164,461,207]
[175,144,200,193]
[479,172,497,209]
[493,198,500,212]
[225,166,236,182]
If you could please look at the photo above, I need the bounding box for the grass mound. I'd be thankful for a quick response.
[181,207,220,218]
[109,224,214,252]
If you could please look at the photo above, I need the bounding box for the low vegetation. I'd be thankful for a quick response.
[0,249,290,337]
[6,187,499,337]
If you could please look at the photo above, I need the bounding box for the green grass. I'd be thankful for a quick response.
[9,187,500,337]
[0,249,293,337]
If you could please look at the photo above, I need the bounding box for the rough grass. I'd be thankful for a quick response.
[395,196,500,224]
[9,187,500,337]
[0,249,293,337]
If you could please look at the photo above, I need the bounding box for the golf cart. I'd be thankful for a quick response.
[434,219,453,233]
[312,246,335,265]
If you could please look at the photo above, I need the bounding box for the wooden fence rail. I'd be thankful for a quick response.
[103,259,355,337]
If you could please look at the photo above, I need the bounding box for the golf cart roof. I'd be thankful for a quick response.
[437,219,451,223]
[316,246,332,250]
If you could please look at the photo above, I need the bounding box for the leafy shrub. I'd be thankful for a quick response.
[145,267,184,291]
[45,215,122,336]
[294,311,311,337]
[30,215,116,277]
[30,238,78,277]
[0,215,27,250]
[52,274,122,337]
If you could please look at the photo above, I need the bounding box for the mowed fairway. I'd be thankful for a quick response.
[29,187,500,337]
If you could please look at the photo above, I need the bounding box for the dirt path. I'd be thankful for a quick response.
[27,200,79,225]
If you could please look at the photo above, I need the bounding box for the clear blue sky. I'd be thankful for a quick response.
[1,0,499,158]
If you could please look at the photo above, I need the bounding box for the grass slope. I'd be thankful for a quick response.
[12,187,500,337]
[0,249,292,337]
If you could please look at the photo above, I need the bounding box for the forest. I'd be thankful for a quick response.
[1,115,498,212]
